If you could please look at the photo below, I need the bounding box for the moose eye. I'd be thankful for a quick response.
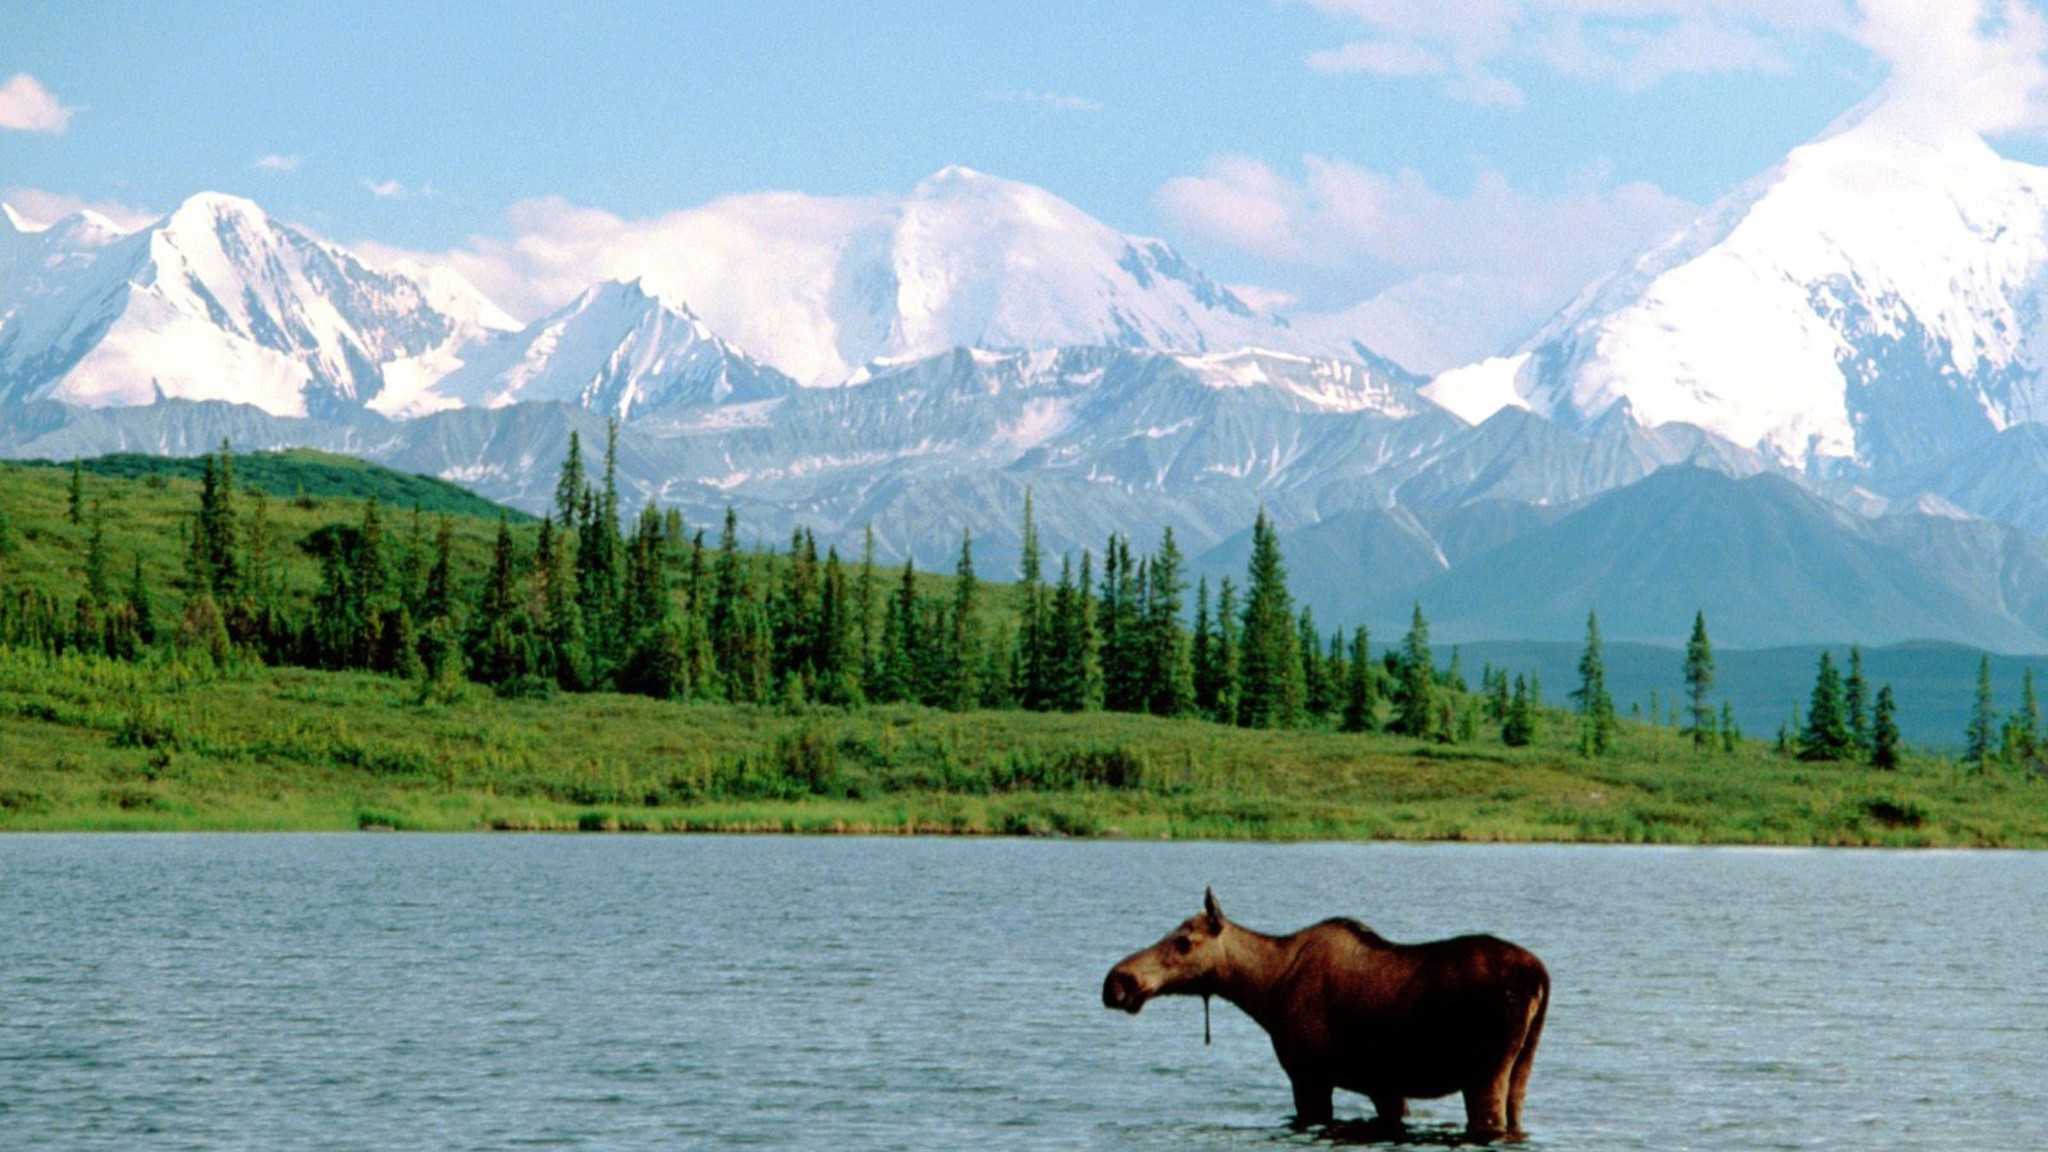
[1174,936,1193,955]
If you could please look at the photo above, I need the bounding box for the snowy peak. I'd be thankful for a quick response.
[0,190,512,418]
[1431,115,2048,478]
[428,277,794,422]
[881,166,1279,370]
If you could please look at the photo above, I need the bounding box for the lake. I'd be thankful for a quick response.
[3,836,2043,1149]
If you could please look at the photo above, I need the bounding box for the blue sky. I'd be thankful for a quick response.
[7,1,2046,371]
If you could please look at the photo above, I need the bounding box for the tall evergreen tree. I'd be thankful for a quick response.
[67,459,85,525]
[1016,491,1051,711]
[1191,576,1216,713]
[554,430,585,529]
[1299,608,1326,720]
[127,554,156,647]
[1683,611,1715,749]
[1799,651,1851,762]
[948,529,980,711]
[2016,667,2041,763]
[1572,610,1616,756]
[1235,510,1304,729]
[1966,654,1997,770]
[1871,684,1902,770]
[1502,674,1536,747]
[857,525,880,699]
[1844,645,1870,754]
[1146,527,1195,717]
[1213,577,1241,725]
[1343,626,1377,733]
[1392,603,1435,738]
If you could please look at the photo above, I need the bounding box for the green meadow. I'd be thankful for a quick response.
[2,647,2042,845]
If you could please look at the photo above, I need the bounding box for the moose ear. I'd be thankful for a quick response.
[1203,886,1225,932]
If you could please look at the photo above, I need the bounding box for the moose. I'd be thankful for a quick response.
[1102,889,1549,1139]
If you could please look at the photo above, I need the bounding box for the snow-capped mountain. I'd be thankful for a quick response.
[419,279,793,422]
[1424,108,2048,478]
[610,166,1324,385]
[0,192,512,419]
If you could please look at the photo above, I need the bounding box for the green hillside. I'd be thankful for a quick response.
[27,449,528,522]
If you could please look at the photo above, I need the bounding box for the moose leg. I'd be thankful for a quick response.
[1370,1094,1407,1127]
[1463,1068,1512,1142]
[1288,1075,1333,1128]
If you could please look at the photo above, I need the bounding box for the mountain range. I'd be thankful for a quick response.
[10,117,2048,652]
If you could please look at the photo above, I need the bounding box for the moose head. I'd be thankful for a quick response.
[1102,887,1232,1015]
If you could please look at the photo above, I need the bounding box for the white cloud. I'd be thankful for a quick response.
[367,190,895,383]
[0,186,157,231]
[0,73,75,134]
[986,89,1104,112]
[1226,283,1300,314]
[1296,1,1853,103]
[1159,154,1694,371]
[1855,0,2048,136]
[363,178,435,200]
[253,154,301,173]
[1306,39,1448,77]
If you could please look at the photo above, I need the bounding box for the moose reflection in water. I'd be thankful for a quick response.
[1102,888,1550,1141]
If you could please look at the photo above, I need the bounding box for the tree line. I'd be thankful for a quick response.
[6,436,1497,738]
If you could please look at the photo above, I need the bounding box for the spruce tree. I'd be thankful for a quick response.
[1016,492,1049,710]
[1799,651,1851,762]
[421,516,455,627]
[1191,576,1216,714]
[1871,684,1902,770]
[84,502,111,606]
[1146,527,1195,717]
[67,459,85,525]
[1048,556,1084,710]
[128,554,156,646]
[1683,611,1715,749]
[1844,645,1869,754]
[1572,610,1615,756]
[878,559,919,704]
[1235,511,1303,728]
[857,524,879,700]
[1502,674,1536,747]
[2010,667,2040,763]
[554,431,585,529]
[1720,700,1738,753]
[1392,603,1435,737]
[1075,551,1104,710]
[949,529,980,711]
[1342,626,1375,732]
[1213,577,1241,726]
[1299,608,1326,720]
[1966,654,1997,771]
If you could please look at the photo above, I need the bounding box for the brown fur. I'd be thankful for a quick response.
[1102,888,1549,1139]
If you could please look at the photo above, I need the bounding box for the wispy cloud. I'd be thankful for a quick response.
[0,186,156,231]
[362,177,431,200]
[1159,153,1694,371]
[1296,1,1852,106]
[0,73,75,134]
[986,89,1104,113]
[253,154,302,173]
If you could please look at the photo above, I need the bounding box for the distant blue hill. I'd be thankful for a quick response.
[1445,640,2044,752]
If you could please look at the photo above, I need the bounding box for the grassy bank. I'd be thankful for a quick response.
[3,647,2043,845]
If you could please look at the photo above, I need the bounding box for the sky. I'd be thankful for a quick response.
[7,1,2048,373]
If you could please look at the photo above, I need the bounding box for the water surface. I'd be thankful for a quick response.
[3,837,2043,1149]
